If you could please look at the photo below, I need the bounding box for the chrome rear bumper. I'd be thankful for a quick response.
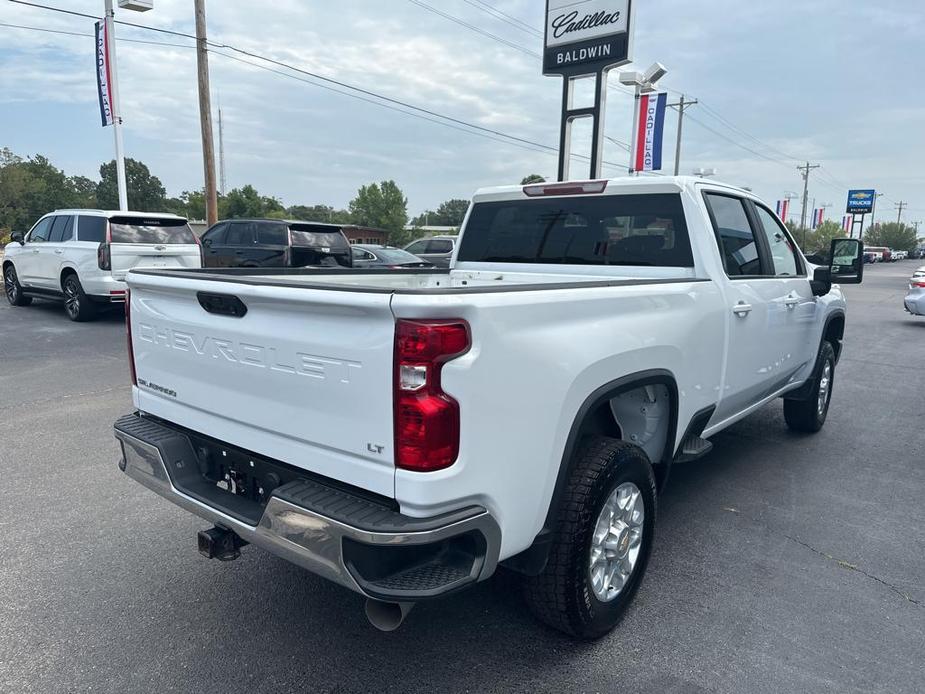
[114,413,500,601]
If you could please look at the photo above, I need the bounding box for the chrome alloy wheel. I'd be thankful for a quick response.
[63,278,80,319]
[817,360,832,417]
[589,482,645,602]
[4,266,17,303]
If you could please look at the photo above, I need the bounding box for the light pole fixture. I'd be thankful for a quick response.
[618,62,668,174]
[104,0,154,211]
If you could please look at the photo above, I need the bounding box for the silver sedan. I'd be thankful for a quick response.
[904,268,925,316]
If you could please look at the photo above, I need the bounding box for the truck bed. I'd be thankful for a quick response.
[130,264,701,293]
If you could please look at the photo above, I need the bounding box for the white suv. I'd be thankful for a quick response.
[3,210,201,321]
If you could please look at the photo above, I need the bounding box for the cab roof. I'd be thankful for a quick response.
[48,209,187,221]
[472,175,753,202]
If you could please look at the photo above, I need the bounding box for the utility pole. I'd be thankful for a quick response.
[103,0,128,210]
[194,0,218,226]
[869,192,884,231]
[668,94,697,176]
[798,162,821,234]
[896,200,907,225]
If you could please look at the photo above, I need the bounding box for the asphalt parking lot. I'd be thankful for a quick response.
[1,262,923,694]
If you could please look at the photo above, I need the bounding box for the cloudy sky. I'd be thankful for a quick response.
[1,0,923,224]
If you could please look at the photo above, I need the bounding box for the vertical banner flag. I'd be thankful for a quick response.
[95,20,114,127]
[634,92,667,172]
[812,208,824,229]
[842,215,852,233]
[776,199,791,223]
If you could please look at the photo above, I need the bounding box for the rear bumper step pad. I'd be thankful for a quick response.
[114,412,501,601]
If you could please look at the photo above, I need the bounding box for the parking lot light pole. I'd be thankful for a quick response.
[619,63,668,175]
[104,0,128,211]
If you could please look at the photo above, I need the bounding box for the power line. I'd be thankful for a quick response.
[684,113,794,171]
[0,20,193,48]
[460,0,543,38]
[405,0,539,57]
[0,16,627,171]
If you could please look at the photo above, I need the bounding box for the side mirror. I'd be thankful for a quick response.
[202,238,212,247]
[830,238,864,284]
[811,267,832,297]
[10,231,24,244]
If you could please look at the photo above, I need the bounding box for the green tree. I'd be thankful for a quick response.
[521,174,546,184]
[411,198,469,227]
[0,150,92,232]
[96,158,166,211]
[349,180,408,243]
[222,184,285,219]
[864,222,918,252]
[803,220,846,254]
[288,204,351,224]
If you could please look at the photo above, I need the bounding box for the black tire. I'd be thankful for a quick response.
[784,341,836,433]
[62,274,97,322]
[4,264,32,306]
[524,436,657,639]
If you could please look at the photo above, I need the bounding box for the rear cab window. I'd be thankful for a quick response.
[109,216,196,244]
[457,193,694,267]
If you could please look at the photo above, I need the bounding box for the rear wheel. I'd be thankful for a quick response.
[524,436,656,639]
[784,341,836,433]
[62,274,96,322]
[4,264,32,306]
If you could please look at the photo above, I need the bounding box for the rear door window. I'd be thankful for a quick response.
[225,222,255,246]
[257,223,288,245]
[753,205,802,276]
[704,194,764,276]
[457,193,694,267]
[109,217,196,244]
[427,239,454,254]
[77,216,107,242]
[405,240,428,254]
[28,217,53,243]
[48,214,74,243]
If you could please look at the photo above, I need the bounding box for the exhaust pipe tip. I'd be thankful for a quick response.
[364,599,415,632]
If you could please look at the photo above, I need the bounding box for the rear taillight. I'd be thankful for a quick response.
[394,319,470,472]
[912,281,925,288]
[98,242,111,270]
[125,288,137,386]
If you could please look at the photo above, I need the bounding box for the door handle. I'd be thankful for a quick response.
[732,302,753,316]
[32,249,40,254]
[54,249,64,255]
[784,296,800,309]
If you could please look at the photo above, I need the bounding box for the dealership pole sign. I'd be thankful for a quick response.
[95,20,115,127]
[845,189,875,238]
[544,0,634,181]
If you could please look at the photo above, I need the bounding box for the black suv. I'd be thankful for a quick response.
[201,219,353,268]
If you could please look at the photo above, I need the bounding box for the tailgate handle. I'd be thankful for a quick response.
[197,292,248,318]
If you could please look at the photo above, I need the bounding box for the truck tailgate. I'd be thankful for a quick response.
[127,271,397,498]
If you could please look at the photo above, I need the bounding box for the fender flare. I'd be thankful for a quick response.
[502,370,680,576]
[785,309,846,401]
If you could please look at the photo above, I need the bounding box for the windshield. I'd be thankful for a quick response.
[109,217,196,244]
[373,248,427,264]
[289,228,349,250]
[457,193,693,267]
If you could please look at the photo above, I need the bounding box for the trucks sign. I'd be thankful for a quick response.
[846,189,876,215]
[543,0,633,76]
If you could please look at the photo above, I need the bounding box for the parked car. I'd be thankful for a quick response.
[351,244,434,269]
[910,266,925,279]
[3,210,200,321]
[905,277,925,316]
[866,246,890,262]
[863,252,877,264]
[201,219,352,268]
[115,177,863,638]
[403,235,457,267]
[893,250,908,261]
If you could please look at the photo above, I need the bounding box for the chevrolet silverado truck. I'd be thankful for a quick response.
[113,177,863,638]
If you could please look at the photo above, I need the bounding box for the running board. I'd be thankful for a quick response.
[674,435,713,464]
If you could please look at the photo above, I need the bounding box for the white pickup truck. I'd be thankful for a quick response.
[114,177,864,638]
